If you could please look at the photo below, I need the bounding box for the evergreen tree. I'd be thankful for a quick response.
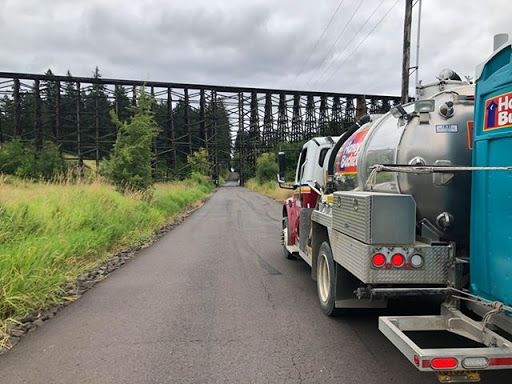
[206,100,231,174]
[82,66,115,156]
[60,70,78,154]
[41,68,58,141]
[114,85,131,122]
[101,88,160,191]
[0,95,14,140]
[17,89,36,140]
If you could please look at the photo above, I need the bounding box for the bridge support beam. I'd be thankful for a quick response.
[211,90,219,186]
[184,88,191,156]
[319,96,329,136]
[263,93,273,150]
[291,95,302,143]
[34,79,42,150]
[76,81,83,173]
[55,81,61,143]
[305,95,316,140]
[13,78,21,138]
[238,92,245,186]
[277,93,288,143]
[167,87,176,177]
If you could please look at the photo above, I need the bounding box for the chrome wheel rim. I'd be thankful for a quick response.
[318,254,330,303]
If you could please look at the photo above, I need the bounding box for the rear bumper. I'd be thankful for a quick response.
[379,304,512,372]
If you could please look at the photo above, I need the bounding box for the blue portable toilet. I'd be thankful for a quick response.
[471,36,512,308]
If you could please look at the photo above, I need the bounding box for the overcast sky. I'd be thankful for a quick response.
[0,0,509,97]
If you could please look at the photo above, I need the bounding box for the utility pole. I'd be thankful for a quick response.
[414,0,422,98]
[401,0,413,104]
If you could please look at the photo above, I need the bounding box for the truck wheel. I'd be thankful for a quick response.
[317,241,338,316]
[282,217,295,259]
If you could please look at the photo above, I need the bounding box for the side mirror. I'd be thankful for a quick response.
[277,152,286,183]
[277,152,296,189]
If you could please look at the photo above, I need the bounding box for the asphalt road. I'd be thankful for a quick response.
[0,184,509,383]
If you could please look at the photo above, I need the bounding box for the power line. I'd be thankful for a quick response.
[319,0,401,89]
[294,0,347,81]
[303,0,367,88]
[310,0,387,88]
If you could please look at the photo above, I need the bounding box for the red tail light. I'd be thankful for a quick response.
[391,253,405,268]
[431,358,458,370]
[372,253,386,268]
[489,357,512,366]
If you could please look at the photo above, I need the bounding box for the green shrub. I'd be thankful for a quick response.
[187,148,209,176]
[0,140,27,175]
[33,142,67,180]
[0,140,67,180]
[255,152,278,184]
[101,88,160,192]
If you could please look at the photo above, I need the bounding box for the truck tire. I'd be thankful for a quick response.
[282,217,295,259]
[316,241,338,316]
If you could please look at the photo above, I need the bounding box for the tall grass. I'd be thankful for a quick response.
[245,178,294,201]
[0,175,214,341]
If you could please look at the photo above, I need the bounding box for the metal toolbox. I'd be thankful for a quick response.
[332,191,416,245]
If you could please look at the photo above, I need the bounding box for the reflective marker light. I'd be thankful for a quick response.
[410,254,424,268]
[489,357,512,366]
[372,253,386,268]
[463,357,489,369]
[391,253,405,268]
[431,358,458,370]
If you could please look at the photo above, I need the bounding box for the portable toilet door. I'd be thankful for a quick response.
[470,38,512,308]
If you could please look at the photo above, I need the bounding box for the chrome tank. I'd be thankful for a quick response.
[334,83,474,245]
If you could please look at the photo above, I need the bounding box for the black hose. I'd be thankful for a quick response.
[326,114,371,194]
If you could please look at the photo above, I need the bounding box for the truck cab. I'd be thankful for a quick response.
[293,137,336,190]
[281,137,337,263]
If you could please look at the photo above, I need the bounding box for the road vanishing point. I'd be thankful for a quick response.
[0,183,509,383]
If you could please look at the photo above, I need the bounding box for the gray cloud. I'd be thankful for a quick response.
[0,0,509,96]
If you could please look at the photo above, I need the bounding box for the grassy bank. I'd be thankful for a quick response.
[245,178,294,201]
[0,175,214,342]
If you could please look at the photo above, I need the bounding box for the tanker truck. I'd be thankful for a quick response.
[278,37,512,382]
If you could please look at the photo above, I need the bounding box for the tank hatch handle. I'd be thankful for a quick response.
[433,160,454,186]
[414,100,435,124]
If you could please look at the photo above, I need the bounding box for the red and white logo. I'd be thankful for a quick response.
[484,91,512,131]
[336,127,370,174]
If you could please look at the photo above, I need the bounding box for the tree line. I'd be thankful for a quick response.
[0,67,232,179]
